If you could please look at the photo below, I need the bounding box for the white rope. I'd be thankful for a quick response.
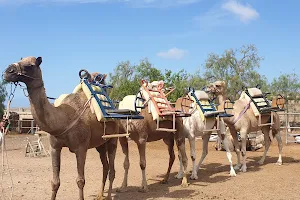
[1,87,15,200]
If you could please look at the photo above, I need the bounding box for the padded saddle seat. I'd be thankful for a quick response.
[204,110,225,118]
[106,109,138,115]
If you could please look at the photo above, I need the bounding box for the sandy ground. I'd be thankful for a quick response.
[1,133,300,200]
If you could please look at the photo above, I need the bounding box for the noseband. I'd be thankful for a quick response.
[12,63,41,80]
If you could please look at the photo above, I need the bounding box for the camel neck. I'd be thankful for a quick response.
[217,94,227,109]
[217,93,235,125]
[27,84,66,134]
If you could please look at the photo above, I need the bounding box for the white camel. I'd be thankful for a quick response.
[175,90,236,180]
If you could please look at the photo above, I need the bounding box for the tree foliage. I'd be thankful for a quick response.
[269,72,300,101]
[204,44,266,99]
[107,44,298,106]
[0,80,8,117]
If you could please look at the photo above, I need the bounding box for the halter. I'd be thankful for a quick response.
[8,63,44,90]
[11,63,42,81]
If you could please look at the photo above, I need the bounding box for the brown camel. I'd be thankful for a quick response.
[207,81,283,173]
[116,82,189,193]
[3,56,119,200]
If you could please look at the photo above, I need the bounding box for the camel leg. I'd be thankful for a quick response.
[175,134,193,180]
[222,135,236,176]
[239,130,248,172]
[51,147,62,200]
[231,129,242,170]
[106,138,117,200]
[175,136,188,188]
[195,133,210,173]
[95,145,109,200]
[189,136,198,180]
[275,130,283,165]
[161,135,175,184]
[258,126,271,165]
[75,147,88,200]
[137,140,149,193]
[174,152,184,179]
[116,137,130,193]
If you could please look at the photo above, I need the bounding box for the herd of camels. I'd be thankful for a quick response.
[3,56,284,200]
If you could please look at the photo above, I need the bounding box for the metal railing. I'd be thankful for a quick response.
[278,112,300,144]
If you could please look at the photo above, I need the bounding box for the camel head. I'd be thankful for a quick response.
[207,81,226,96]
[3,56,43,88]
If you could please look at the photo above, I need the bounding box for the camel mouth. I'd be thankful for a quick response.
[3,72,18,83]
[3,65,20,83]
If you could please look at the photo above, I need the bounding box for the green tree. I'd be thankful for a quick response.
[108,61,139,101]
[108,58,164,101]
[0,80,8,117]
[164,69,190,102]
[269,72,300,101]
[204,44,266,100]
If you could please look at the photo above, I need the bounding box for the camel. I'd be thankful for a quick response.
[3,56,119,200]
[174,90,236,180]
[116,81,189,193]
[207,81,283,173]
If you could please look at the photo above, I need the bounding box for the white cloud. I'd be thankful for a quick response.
[157,48,188,60]
[222,0,259,23]
[0,0,202,7]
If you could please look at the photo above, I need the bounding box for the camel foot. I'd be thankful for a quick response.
[181,182,189,188]
[230,169,237,177]
[276,160,282,166]
[95,195,110,200]
[116,186,128,193]
[234,164,242,170]
[138,186,149,193]
[160,179,168,184]
[240,165,247,172]
[174,172,184,179]
[189,173,198,180]
[257,159,264,165]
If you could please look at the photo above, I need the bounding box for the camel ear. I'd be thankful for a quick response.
[36,57,42,67]
[103,74,107,79]
[221,81,226,86]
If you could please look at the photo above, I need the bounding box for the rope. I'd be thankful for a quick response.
[1,83,16,200]
[54,97,92,137]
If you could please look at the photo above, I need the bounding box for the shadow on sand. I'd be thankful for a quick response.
[95,155,300,200]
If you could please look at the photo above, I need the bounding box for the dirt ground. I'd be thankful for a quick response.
[1,134,300,200]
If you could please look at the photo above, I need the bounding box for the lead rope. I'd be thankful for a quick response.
[1,83,17,200]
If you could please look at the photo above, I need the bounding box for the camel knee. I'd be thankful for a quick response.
[51,180,60,192]
[241,150,246,157]
[191,155,196,162]
[76,177,85,189]
[140,160,146,170]
[181,155,188,166]
[124,159,130,170]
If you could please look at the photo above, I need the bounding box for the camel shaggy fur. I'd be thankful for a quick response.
[207,81,283,173]
[4,56,119,200]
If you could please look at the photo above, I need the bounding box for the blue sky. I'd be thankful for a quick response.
[0,0,299,107]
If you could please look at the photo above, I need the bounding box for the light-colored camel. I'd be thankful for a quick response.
[4,56,119,200]
[116,82,189,193]
[175,90,236,180]
[207,81,283,173]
